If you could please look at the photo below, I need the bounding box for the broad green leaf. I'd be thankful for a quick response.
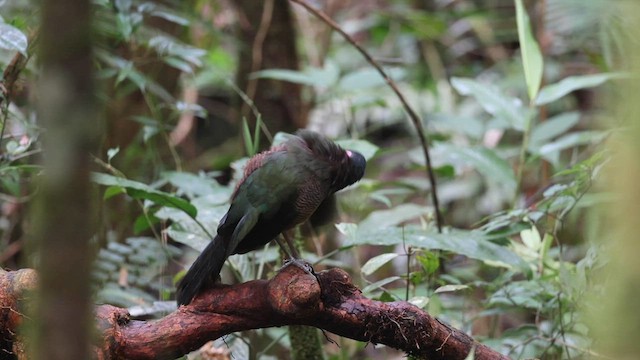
[0,23,28,55]
[520,227,542,251]
[133,213,159,234]
[341,225,527,270]
[451,77,527,130]
[529,112,580,149]
[166,226,210,252]
[92,173,197,217]
[487,280,556,309]
[359,204,431,230]
[538,131,607,159]
[335,139,379,160]
[435,144,517,193]
[536,73,624,105]
[338,67,405,92]
[362,276,402,293]
[251,64,339,88]
[361,253,399,276]
[409,296,430,309]
[162,171,229,200]
[515,0,544,102]
[434,284,470,294]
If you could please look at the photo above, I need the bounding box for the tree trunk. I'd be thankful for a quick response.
[30,0,101,359]
[234,0,308,143]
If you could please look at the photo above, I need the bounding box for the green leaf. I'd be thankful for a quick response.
[338,67,405,92]
[435,144,517,193]
[434,284,470,294]
[538,131,607,160]
[133,213,159,234]
[361,253,399,276]
[92,173,197,217]
[107,147,120,162]
[514,0,544,102]
[361,276,402,294]
[103,186,126,200]
[251,69,314,85]
[166,226,210,252]
[360,204,431,230]
[451,77,527,130]
[520,227,542,251]
[341,225,527,270]
[408,296,430,309]
[335,139,379,161]
[161,171,229,200]
[529,112,580,149]
[0,23,28,55]
[536,73,624,106]
[417,252,440,275]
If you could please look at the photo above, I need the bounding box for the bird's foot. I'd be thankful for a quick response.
[282,258,315,276]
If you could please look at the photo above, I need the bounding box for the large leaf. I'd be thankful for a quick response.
[361,253,399,276]
[338,224,527,270]
[529,111,580,149]
[535,73,624,105]
[359,204,431,230]
[435,144,517,193]
[335,139,379,161]
[251,63,339,88]
[515,0,544,102]
[92,173,197,217]
[156,195,228,251]
[338,67,405,92]
[161,171,231,201]
[0,23,28,55]
[451,77,527,131]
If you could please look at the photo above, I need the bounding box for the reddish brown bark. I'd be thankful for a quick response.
[0,266,509,360]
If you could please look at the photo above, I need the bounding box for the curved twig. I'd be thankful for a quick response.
[288,0,443,232]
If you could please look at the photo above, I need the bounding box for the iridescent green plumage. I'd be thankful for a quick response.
[176,130,366,305]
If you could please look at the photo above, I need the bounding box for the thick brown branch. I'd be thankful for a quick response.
[0,266,509,360]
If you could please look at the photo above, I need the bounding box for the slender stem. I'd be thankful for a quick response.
[289,0,443,233]
[514,113,534,206]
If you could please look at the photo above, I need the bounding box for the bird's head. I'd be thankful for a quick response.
[294,129,367,191]
[344,149,366,185]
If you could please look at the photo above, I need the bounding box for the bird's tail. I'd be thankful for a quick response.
[176,234,227,305]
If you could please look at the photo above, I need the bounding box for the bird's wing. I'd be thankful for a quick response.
[226,209,259,257]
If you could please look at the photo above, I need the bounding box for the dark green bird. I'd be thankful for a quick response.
[176,130,366,305]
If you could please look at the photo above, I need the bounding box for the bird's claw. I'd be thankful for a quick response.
[282,258,315,275]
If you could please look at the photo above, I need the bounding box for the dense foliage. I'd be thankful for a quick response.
[0,0,629,359]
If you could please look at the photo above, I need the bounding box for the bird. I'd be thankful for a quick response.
[176,130,366,305]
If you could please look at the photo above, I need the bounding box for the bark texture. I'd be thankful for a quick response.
[33,0,100,359]
[0,265,509,360]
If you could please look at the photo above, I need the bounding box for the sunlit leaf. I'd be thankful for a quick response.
[536,73,625,105]
[409,296,430,309]
[451,77,527,130]
[335,139,379,160]
[341,225,527,270]
[360,204,431,230]
[338,67,405,92]
[515,0,544,102]
[435,144,517,193]
[0,23,28,55]
[362,276,402,294]
[92,173,197,217]
[529,112,580,149]
[434,284,470,294]
[362,253,399,276]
